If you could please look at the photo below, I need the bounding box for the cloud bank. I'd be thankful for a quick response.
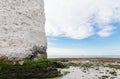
[44,0,120,39]
[47,47,120,58]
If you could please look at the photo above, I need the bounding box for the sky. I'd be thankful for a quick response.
[44,0,120,58]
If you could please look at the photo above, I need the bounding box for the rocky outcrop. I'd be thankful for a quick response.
[0,0,47,60]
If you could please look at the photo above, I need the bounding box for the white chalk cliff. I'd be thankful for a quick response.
[0,0,47,60]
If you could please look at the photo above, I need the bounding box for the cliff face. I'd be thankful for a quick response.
[0,0,47,60]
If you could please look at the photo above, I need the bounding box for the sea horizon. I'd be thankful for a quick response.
[48,55,120,58]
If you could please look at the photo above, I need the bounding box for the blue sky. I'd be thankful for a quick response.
[44,0,120,57]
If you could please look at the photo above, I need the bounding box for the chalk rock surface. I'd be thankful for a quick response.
[0,0,47,60]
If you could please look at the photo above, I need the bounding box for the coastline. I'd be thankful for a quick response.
[49,57,120,63]
[49,57,120,79]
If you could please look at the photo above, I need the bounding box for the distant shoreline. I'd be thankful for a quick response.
[48,55,120,58]
[49,57,120,63]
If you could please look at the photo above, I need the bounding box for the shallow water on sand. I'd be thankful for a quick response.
[53,66,120,79]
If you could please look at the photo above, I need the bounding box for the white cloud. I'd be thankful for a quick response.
[97,26,116,37]
[44,0,120,39]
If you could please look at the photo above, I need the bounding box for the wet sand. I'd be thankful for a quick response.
[49,58,120,79]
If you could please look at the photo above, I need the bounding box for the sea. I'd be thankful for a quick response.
[48,55,120,58]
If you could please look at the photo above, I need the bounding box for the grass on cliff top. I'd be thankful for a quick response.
[0,59,65,79]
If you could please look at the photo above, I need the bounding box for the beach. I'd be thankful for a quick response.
[49,58,120,79]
